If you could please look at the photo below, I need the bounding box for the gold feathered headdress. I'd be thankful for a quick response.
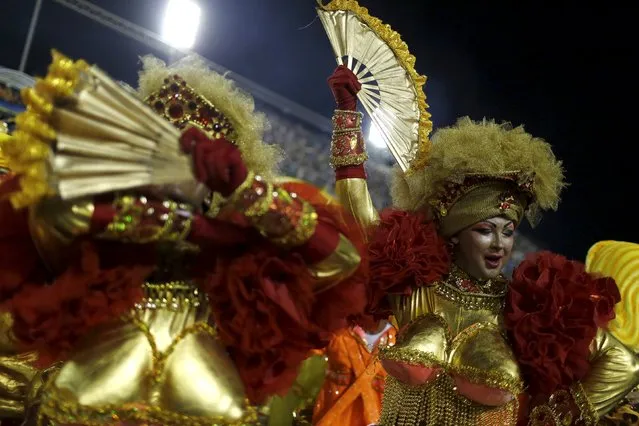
[392,117,566,236]
[137,55,282,180]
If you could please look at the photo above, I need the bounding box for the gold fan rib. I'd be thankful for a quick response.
[318,0,433,172]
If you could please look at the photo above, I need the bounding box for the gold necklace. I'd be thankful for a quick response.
[446,264,507,295]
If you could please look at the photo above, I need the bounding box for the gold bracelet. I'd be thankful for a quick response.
[268,200,318,248]
[99,195,193,244]
[330,129,368,168]
[332,109,363,132]
[330,152,369,168]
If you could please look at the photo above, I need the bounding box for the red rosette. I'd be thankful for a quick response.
[367,209,450,319]
[0,200,46,303]
[1,198,155,365]
[3,234,155,366]
[201,246,326,403]
[504,251,620,398]
[199,182,372,404]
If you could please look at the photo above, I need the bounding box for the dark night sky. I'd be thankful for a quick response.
[0,0,636,259]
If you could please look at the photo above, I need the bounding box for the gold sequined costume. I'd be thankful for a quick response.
[330,112,639,425]
[326,60,639,426]
[0,53,367,426]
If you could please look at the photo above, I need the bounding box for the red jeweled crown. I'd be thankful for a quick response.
[144,74,237,141]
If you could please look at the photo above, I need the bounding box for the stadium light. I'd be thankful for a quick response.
[367,121,386,149]
[161,0,201,50]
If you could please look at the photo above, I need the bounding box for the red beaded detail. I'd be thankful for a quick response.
[430,172,535,218]
[330,110,368,168]
[499,193,516,211]
[144,74,237,142]
[229,172,318,247]
[98,195,193,244]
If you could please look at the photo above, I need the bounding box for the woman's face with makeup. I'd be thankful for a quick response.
[452,216,516,279]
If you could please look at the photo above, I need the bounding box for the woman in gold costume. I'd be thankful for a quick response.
[325,65,639,425]
[0,55,370,425]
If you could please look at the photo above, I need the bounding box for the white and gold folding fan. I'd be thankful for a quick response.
[3,51,193,208]
[317,0,433,172]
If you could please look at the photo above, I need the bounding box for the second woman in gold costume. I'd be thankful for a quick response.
[326,65,639,426]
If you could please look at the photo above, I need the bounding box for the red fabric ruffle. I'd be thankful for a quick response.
[201,248,321,403]
[1,180,371,403]
[6,240,155,366]
[1,199,156,366]
[367,209,450,320]
[0,200,47,303]
[504,251,620,399]
[198,182,370,404]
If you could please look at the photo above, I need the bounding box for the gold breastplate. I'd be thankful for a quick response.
[37,282,257,425]
[379,281,522,426]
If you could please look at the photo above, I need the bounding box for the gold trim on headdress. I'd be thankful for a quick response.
[137,56,282,180]
[392,117,565,233]
[429,172,534,218]
[144,74,238,142]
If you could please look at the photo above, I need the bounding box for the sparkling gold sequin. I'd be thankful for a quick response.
[227,173,319,247]
[135,281,202,311]
[378,375,518,426]
[38,391,259,426]
[445,263,508,296]
[428,172,532,222]
[269,200,318,248]
[330,151,368,168]
[528,389,577,426]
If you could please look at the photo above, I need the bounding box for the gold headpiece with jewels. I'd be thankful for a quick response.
[144,74,238,142]
[391,117,565,236]
[137,55,282,180]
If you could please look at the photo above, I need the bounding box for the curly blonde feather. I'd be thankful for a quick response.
[392,117,566,214]
[137,55,282,179]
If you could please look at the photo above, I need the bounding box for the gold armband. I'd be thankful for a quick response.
[228,172,318,248]
[330,110,367,168]
[98,195,193,244]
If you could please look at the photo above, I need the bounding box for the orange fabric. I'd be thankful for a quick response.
[313,325,396,426]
